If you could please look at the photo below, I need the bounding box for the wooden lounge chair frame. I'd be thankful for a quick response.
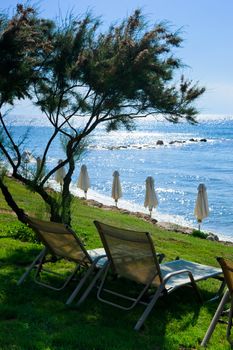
[92,221,223,331]
[17,216,107,305]
[201,257,233,347]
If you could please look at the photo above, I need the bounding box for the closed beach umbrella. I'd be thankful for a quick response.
[22,150,34,163]
[77,164,90,199]
[55,159,65,187]
[21,150,35,178]
[111,171,122,207]
[194,183,209,230]
[144,176,158,217]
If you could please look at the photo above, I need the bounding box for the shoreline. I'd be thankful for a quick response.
[75,194,233,247]
[6,176,233,246]
[48,179,233,246]
[6,118,233,244]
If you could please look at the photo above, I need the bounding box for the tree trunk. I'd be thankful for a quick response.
[35,185,62,223]
[1,173,63,223]
[61,154,75,226]
[0,177,27,224]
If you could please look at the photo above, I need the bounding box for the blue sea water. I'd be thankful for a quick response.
[7,117,233,241]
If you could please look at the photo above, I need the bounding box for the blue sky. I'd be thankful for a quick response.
[3,0,233,116]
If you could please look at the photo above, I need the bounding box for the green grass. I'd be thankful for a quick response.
[0,178,232,349]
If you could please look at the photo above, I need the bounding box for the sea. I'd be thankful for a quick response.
[5,114,233,242]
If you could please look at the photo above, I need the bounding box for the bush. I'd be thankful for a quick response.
[4,222,39,243]
[191,229,208,239]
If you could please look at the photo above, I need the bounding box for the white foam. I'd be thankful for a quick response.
[47,179,233,242]
[48,179,193,228]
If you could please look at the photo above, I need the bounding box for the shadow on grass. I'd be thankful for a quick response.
[0,246,41,267]
[0,243,227,350]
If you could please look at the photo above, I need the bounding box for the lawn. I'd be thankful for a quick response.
[0,178,232,350]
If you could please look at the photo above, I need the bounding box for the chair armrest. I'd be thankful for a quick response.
[156,253,165,263]
[163,269,194,284]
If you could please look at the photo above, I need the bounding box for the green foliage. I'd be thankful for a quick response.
[3,221,38,243]
[0,4,53,106]
[35,9,205,130]
[0,5,206,227]
[192,229,208,239]
[60,131,89,162]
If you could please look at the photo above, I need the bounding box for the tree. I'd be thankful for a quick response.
[0,4,55,223]
[0,8,205,225]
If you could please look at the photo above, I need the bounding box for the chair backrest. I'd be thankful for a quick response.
[217,257,233,293]
[26,216,92,265]
[94,221,162,286]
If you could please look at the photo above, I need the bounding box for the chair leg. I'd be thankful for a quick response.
[186,272,202,303]
[34,263,81,291]
[134,284,165,331]
[207,280,226,302]
[76,264,107,306]
[226,296,233,345]
[66,259,108,305]
[96,262,153,311]
[201,290,230,347]
[218,280,226,298]
[17,248,47,285]
[66,263,98,305]
[34,249,47,279]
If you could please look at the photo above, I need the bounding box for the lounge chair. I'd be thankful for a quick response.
[201,257,233,347]
[17,216,107,304]
[92,221,223,331]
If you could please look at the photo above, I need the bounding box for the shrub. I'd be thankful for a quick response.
[191,229,208,239]
[5,222,38,243]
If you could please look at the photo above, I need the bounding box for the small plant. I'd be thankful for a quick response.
[191,229,208,239]
[6,222,39,243]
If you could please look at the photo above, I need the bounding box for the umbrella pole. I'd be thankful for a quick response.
[84,191,87,199]
[149,209,152,218]
[115,199,118,207]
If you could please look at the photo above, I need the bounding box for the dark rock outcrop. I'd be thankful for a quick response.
[156,140,164,145]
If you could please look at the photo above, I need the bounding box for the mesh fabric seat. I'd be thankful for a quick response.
[93,221,222,331]
[17,216,107,305]
[201,257,233,346]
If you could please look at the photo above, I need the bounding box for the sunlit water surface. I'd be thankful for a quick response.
[7,116,233,241]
